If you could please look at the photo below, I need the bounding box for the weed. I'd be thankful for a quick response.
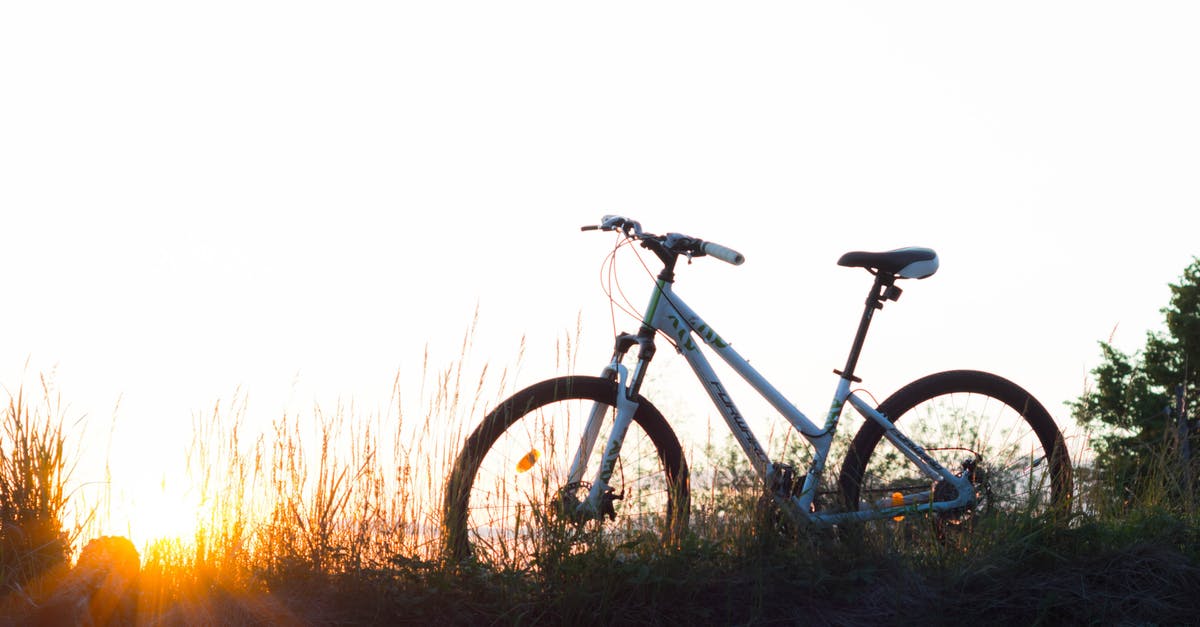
[1,351,1198,624]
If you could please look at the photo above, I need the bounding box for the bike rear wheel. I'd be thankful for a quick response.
[443,376,688,568]
[839,370,1072,534]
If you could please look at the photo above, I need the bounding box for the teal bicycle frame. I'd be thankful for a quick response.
[565,276,977,527]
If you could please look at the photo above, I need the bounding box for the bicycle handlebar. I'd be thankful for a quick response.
[701,241,745,265]
[581,215,746,266]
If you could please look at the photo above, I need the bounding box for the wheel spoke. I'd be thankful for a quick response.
[840,370,1072,537]
[444,377,687,568]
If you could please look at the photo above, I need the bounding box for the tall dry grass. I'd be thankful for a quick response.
[123,321,540,620]
[0,377,91,591]
[1,339,1198,624]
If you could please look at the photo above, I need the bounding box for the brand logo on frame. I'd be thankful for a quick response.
[825,400,844,431]
[600,452,617,480]
[708,379,768,461]
[666,315,728,351]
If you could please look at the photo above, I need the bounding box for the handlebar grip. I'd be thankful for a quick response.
[702,241,745,265]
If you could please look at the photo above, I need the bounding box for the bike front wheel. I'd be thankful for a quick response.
[838,370,1072,532]
[443,376,689,568]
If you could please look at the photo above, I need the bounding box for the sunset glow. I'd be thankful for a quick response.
[3,2,1199,623]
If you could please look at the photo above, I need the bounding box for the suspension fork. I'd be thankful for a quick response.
[566,329,657,517]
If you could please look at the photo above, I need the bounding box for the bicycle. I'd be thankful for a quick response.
[443,215,1072,566]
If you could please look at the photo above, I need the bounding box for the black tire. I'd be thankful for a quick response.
[443,376,689,567]
[839,370,1072,529]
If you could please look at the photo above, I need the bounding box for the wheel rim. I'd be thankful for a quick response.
[461,395,677,568]
[856,390,1065,524]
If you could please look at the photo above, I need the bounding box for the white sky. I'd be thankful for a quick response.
[3,3,1199,541]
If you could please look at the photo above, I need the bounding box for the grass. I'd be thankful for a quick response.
[0,377,87,594]
[2,347,1199,625]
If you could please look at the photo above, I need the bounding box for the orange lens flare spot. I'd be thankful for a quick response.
[891,491,905,521]
[516,449,541,473]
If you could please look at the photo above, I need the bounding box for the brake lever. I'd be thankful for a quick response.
[581,215,643,238]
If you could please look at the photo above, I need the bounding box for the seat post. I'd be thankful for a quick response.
[836,272,898,382]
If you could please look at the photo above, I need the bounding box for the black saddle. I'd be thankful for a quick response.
[837,248,939,279]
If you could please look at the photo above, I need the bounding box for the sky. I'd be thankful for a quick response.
[2,2,1199,542]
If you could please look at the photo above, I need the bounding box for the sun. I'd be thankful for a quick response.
[100,470,206,549]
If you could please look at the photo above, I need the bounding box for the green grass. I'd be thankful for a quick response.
[2,353,1199,625]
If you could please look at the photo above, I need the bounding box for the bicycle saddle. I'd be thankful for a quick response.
[837,247,939,279]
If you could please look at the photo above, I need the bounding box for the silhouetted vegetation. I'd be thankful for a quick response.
[4,257,1200,624]
[0,380,81,593]
[1072,257,1199,513]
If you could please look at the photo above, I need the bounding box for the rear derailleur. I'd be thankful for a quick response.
[933,456,990,528]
